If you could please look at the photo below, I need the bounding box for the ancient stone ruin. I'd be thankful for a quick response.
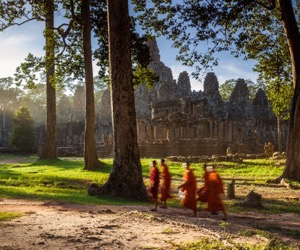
[238,190,264,209]
[29,39,286,158]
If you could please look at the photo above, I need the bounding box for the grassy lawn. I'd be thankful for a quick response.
[0,211,22,222]
[0,155,299,214]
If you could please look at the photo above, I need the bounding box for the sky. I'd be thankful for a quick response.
[156,37,259,91]
[0,11,259,92]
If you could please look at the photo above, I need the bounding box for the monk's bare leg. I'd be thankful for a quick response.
[222,210,228,221]
[150,200,158,211]
[160,201,167,208]
[193,209,197,217]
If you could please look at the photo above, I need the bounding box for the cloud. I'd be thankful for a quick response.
[0,23,44,78]
[215,57,259,84]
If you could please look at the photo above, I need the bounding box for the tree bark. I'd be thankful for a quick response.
[278,0,300,181]
[40,0,57,160]
[82,0,102,170]
[99,0,147,199]
[277,116,282,153]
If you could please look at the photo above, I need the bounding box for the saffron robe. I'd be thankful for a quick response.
[180,169,197,212]
[160,163,172,201]
[205,170,225,212]
[197,171,209,202]
[148,166,160,200]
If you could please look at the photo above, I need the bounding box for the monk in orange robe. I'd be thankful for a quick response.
[204,165,227,220]
[160,159,172,208]
[178,162,197,217]
[148,160,160,211]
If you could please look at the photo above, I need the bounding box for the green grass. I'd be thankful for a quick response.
[213,159,285,179]
[0,158,150,206]
[175,237,297,250]
[0,156,299,213]
[0,211,22,221]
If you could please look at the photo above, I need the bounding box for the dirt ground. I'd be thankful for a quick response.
[0,157,299,249]
[0,198,299,250]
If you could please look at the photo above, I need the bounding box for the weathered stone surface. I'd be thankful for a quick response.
[177,71,191,98]
[47,38,287,158]
[227,179,235,199]
[253,88,274,119]
[239,191,264,209]
[228,78,252,120]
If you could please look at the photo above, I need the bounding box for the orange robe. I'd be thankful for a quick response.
[205,170,225,212]
[180,169,197,212]
[160,163,171,201]
[197,171,209,202]
[148,166,160,200]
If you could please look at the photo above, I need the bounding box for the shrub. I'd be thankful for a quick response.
[10,106,37,153]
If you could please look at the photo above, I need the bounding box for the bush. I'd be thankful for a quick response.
[10,106,37,153]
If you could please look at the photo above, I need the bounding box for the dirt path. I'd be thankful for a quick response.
[0,199,299,250]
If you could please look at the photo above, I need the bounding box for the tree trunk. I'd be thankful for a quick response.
[99,0,147,200]
[278,0,300,181]
[2,109,5,130]
[82,0,102,170]
[40,0,57,160]
[277,116,282,153]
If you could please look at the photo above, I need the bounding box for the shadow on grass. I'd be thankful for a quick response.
[0,167,23,181]
[0,160,113,190]
[0,185,150,207]
[253,224,300,241]
[29,159,118,175]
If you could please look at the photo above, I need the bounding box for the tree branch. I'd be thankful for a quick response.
[253,0,276,10]
[70,0,81,24]
[54,20,75,39]
[0,17,42,31]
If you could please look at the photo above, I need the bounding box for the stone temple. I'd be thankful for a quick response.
[88,39,287,157]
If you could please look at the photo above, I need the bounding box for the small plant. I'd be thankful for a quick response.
[176,238,227,249]
[241,229,270,238]
[162,227,177,234]
[265,237,289,250]
[0,211,22,222]
[219,221,230,233]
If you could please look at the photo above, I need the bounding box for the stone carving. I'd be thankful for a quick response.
[228,78,252,120]
[253,88,274,119]
[264,142,275,157]
[226,147,233,156]
[176,71,191,98]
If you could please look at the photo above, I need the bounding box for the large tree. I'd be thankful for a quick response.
[81,0,102,169]
[133,0,300,181]
[99,0,147,199]
[40,0,57,159]
[0,1,58,159]
[277,0,300,181]
[248,8,294,153]
[5,0,100,162]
